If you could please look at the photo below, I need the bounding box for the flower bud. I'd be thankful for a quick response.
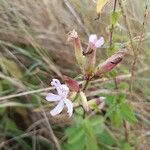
[88,97,105,110]
[63,75,80,92]
[95,50,127,76]
[79,91,89,112]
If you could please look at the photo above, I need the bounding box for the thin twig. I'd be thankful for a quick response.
[135,4,148,133]
[109,0,117,48]
[63,0,89,36]
[0,129,44,148]
[0,67,148,101]
[137,5,148,51]
[118,0,135,142]
[118,0,136,96]
[0,72,26,90]
[130,5,148,96]
[41,109,61,150]
[82,80,90,91]
[123,120,129,142]
[0,87,54,101]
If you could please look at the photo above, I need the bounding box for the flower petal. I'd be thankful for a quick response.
[89,34,97,43]
[64,99,73,117]
[50,100,64,116]
[51,79,61,87]
[95,37,104,48]
[46,93,61,102]
[59,84,69,97]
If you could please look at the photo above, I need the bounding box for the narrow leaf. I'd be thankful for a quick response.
[96,0,109,13]
[120,102,137,123]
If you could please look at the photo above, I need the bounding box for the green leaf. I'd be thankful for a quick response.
[83,118,98,150]
[65,117,85,150]
[111,109,123,128]
[6,118,23,135]
[119,102,137,123]
[17,139,32,150]
[66,139,85,150]
[67,126,84,144]
[107,44,116,56]
[0,108,5,115]
[98,129,117,146]
[105,95,116,105]
[105,102,118,119]
[90,116,104,135]
[120,143,134,150]
[111,11,120,26]
[118,82,129,90]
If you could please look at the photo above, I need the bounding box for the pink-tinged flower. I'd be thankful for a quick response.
[83,34,104,78]
[89,34,104,49]
[46,79,73,117]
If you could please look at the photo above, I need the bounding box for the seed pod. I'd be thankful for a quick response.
[95,49,127,76]
[68,29,84,67]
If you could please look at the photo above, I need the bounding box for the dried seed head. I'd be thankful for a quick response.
[67,29,84,67]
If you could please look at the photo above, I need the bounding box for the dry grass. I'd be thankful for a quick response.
[0,0,150,149]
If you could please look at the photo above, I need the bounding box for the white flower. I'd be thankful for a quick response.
[46,79,73,117]
[89,34,104,49]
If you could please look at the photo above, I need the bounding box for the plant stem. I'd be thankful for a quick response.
[123,120,129,142]
[82,79,90,91]
[109,0,117,48]
[118,0,135,96]
[41,109,62,150]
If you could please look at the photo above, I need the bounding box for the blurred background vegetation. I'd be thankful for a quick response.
[0,0,150,149]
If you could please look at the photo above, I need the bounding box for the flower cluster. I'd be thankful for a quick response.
[68,29,126,79]
[45,30,126,117]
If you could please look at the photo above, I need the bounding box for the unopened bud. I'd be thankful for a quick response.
[88,97,106,110]
[79,91,89,112]
[63,75,80,92]
[95,50,127,76]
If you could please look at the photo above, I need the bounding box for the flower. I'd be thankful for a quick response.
[83,34,104,78]
[46,79,73,117]
[89,34,104,49]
